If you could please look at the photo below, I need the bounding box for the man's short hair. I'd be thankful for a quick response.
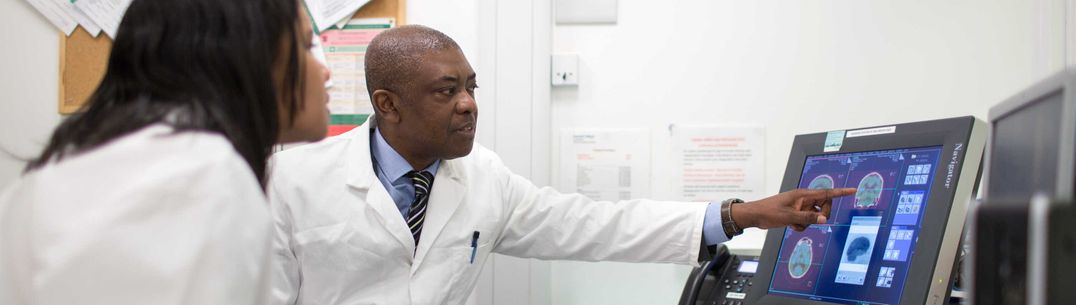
[364,25,461,99]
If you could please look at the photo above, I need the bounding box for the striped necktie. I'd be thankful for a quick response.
[406,170,435,246]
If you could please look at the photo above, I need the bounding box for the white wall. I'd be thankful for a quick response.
[464,1,553,305]
[548,0,1068,304]
[0,1,64,187]
[408,0,481,80]
[1069,0,1076,65]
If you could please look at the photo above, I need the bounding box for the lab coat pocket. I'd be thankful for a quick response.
[435,242,493,302]
[466,220,498,267]
[293,223,385,273]
[293,223,346,266]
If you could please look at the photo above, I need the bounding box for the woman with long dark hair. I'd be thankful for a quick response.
[0,0,329,303]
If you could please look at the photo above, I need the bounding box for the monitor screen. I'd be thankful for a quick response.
[766,146,944,305]
[988,91,1063,200]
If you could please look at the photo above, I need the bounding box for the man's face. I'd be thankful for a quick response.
[397,48,478,160]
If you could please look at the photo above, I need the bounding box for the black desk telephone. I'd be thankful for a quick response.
[679,245,760,305]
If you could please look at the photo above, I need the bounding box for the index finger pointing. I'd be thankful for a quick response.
[801,188,856,201]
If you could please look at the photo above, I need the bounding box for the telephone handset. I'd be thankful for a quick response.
[679,245,761,305]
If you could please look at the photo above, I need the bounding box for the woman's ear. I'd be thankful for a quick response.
[372,89,401,124]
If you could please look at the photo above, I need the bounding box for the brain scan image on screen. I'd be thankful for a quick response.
[769,146,946,305]
[772,226,830,293]
[835,216,882,285]
[844,237,871,263]
[789,237,814,279]
[854,172,884,208]
[808,174,835,190]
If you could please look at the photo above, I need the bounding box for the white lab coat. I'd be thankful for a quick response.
[0,125,272,305]
[268,117,710,305]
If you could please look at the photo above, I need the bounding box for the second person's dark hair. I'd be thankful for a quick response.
[26,0,307,188]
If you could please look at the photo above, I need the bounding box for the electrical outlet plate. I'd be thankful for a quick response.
[552,53,579,86]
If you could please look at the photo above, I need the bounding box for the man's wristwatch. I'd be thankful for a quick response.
[721,198,746,239]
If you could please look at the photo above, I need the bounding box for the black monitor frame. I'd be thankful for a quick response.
[753,116,986,305]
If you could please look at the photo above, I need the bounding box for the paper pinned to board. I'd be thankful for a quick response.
[73,0,133,39]
[68,1,103,37]
[558,129,651,201]
[669,125,765,202]
[319,18,393,115]
[304,0,371,32]
[24,0,79,35]
[334,15,351,29]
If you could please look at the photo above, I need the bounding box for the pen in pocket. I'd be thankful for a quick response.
[470,231,480,264]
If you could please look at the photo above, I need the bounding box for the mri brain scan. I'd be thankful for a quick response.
[855,172,884,208]
[788,237,813,279]
[844,236,872,263]
[808,174,835,189]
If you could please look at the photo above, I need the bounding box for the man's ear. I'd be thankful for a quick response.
[372,89,401,124]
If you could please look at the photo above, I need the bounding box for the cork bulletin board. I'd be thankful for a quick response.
[57,0,406,114]
[58,28,110,114]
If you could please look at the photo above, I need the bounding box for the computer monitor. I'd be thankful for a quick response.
[967,69,1076,305]
[752,117,986,305]
[985,69,1076,201]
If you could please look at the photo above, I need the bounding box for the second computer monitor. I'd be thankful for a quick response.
[986,69,1076,201]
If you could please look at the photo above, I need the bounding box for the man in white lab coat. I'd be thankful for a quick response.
[267,25,854,305]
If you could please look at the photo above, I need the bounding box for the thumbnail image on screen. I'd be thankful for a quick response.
[767,146,943,305]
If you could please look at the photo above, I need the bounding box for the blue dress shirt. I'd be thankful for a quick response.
[369,128,729,246]
[702,202,729,246]
[370,128,440,218]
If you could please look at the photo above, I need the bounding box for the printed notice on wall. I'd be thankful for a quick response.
[670,125,765,202]
[559,129,651,201]
[319,18,393,115]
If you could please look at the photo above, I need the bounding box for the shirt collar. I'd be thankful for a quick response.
[371,128,440,182]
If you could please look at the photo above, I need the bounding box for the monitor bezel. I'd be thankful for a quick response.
[753,116,984,305]
[985,69,1076,200]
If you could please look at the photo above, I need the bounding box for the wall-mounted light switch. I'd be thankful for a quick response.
[552,53,579,86]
